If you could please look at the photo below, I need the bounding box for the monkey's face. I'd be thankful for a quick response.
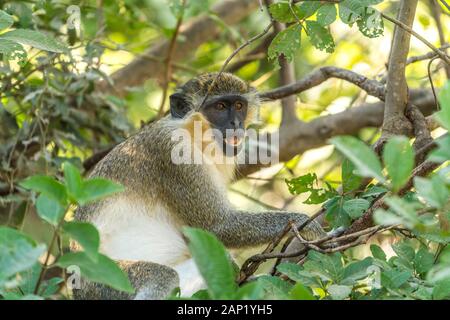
[170,73,258,157]
[201,94,248,156]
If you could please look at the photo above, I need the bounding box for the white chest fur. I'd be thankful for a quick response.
[91,197,207,296]
[92,198,189,266]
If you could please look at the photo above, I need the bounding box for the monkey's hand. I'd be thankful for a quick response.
[290,213,326,241]
[281,213,326,264]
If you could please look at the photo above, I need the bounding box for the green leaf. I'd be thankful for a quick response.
[297,1,321,19]
[0,38,27,62]
[433,278,450,300]
[361,185,388,198]
[0,227,46,281]
[286,173,336,204]
[414,247,434,275]
[286,173,317,194]
[330,136,385,183]
[35,194,66,226]
[317,4,337,26]
[325,196,352,228]
[381,269,411,289]
[0,10,14,30]
[342,159,363,193]
[386,196,421,222]
[374,196,422,228]
[342,257,373,285]
[257,275,292,300]
[328,284,352,300]
[63,162,83,201]
[343,198,370,219]
[339,0,365,25]
[39,277,64,297]
[77,178,124,205]
[370,244,386,261]
[435,80,450,130]
[20,175,67,205]
[414,176,449,208]
[304,251,344,283]
[305,20,335,53]
[16,263,62,297]
[289,283,315,300]
[268,23,302,62]
[169,0,187,19]
[269,2,302,23]
[0,29,66,53]
[383,136,414,192]
[373,209,405,226]
[183,227,237,299]
[190,289,210,300]
[235,281,265,300]
[62,222,100,262]
[392,242,415,262]
[357,8,384,38]
[428,135,450,163]
[277,263,317,286]
[56,252,134,293]
[339,0,384,39]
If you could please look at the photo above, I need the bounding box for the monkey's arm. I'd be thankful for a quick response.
[159,163,324,249]
[211,210,325,248]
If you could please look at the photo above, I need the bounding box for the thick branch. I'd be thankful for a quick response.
[237,90,437,176]
[382,0,418,137]
[259,66,386,101]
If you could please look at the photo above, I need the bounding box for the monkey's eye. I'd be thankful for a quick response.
[216,102,226,110]
[235,102,243,110]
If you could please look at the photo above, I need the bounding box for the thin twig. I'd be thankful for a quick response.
[427,56,441,110]
[34,220,64,295]
[157,0,186,118]
[381,12,450,66]
[199,22,274,108]
[406,44,450,65]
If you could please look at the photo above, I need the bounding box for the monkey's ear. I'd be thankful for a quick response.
[170,93,190,118]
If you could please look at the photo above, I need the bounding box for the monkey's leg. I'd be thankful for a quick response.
[72,261,179,300]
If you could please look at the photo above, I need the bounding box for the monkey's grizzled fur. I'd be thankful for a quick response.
[72,73,325,300]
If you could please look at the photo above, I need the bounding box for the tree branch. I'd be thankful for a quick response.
[265,0,299,126]
[96,0,259,96]
[429,0,450,78]
[382,0,418,137]
[237,89,437,177]
[225,33,275,73]
[259,66,386,101]
[157,0,186,118]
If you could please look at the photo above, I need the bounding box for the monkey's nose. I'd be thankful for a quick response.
[230,120,241,128]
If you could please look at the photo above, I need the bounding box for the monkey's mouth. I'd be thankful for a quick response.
[224,136,243,147]
[219,132,245,157]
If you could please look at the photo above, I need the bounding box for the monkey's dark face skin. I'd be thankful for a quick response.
[201,94,248,156]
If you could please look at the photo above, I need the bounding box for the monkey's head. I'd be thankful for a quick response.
[169,73,259,155]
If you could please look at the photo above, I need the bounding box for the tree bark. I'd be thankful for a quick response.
[382,0,418,137]
[237,90,436,177]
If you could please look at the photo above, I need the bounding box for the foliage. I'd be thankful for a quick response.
[268,0,384,61]
[0,0,449,301]
[0,162,131,299]
[180,81,450,300]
